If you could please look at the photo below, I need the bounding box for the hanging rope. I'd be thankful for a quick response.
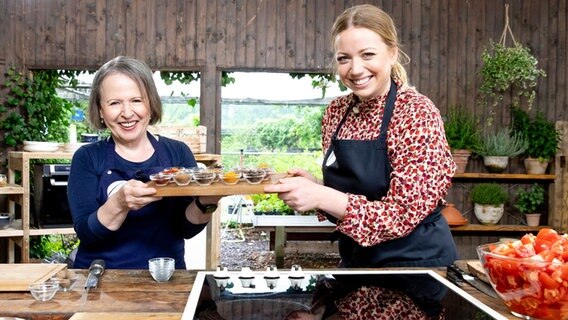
[499,4,517,47]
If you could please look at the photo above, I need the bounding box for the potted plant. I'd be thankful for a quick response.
[444,106,480,173]
[511,107,561,174]
[474,127,528,173]
[514,184,545,226]
[479,41,546,110]
[471,183,508,225]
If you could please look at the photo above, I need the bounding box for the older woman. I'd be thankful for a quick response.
[68,56,220,269]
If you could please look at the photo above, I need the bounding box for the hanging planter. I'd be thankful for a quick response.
[479,4,546,114]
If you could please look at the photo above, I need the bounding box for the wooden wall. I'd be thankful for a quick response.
[1,0,567,153]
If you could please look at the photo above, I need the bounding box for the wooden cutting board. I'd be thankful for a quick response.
[0,263,67,291]
[467,260,490,284]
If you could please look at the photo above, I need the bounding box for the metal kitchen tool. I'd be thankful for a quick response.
[447,264,497,298]
[84,259,105,291]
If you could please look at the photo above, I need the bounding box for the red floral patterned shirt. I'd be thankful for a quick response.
[319,81,456,246]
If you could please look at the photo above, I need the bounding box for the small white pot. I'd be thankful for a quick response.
[525,213,541,227]
[474,203,504,225]
[483,156,509,173]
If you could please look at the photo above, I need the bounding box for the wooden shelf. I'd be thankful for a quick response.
[29,227,75,236]
[0,219,23,237]
[0,184,24,194]
[453,173,555,181]
[450,224,549,232]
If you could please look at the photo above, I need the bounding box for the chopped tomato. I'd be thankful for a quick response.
[482,228,568,320]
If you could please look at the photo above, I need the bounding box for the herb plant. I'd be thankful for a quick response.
[474,128,527,157]
[471,183,508,205]
[515,184,545,214]
[444,106,480,151]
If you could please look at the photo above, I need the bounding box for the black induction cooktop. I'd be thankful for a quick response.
[183,268,506,320]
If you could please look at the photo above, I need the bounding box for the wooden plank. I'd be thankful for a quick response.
[254,0,266,68]
[215,0,227,67]
[223,0,236,67]
[51,0,66,66]
[63,1,78,65]
[206,206,221,269]
[274,226,285,267]
[285,241,338,255]
[304,0,315,69]
[0,264,66,291]
[453,173,555,180]
[134,0,147,62]
[105,0,117,60]
[264,0,276,67]
[145,0,157,66]
[165,0,177,66]
[294,0,305,69]
[195,0,206,64]
[175,0,187,67]
[154,0,167,67]
[184,0,197,66]
[418,0,430,93]
[125,0,137,58]
[234,0,246,67]
[94,0,105,65]
[275,0,287,68]
[245,0,257,68]
[285,0,296,69]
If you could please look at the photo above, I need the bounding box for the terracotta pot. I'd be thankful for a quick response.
[525,213,541,227]
[524,158,549,175]
[452,149,471,174]
[441,204,468,226]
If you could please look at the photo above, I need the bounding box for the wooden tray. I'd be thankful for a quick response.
[150,173,287,197]
[0,263,67,291]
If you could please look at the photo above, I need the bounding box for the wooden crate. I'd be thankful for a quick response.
[149,125,207,153]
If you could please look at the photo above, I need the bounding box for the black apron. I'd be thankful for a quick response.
[322,80,457,268]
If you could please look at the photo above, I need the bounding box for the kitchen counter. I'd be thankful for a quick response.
[0,263,516,320]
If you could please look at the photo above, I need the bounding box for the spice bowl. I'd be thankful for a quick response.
[193,171,216,186]
[173,169,192,186]
[149,257,175,282]
[243,169,266,184]
[219,171,240,185]
[29,282,59,301]
[149,173,172,186]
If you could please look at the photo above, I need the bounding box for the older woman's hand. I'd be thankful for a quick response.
[114,179,162,211]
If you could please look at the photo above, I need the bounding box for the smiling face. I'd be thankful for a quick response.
[99,72,151,146]
[334,26,398,100]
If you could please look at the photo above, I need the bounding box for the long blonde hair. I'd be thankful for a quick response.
[331,4,410,85]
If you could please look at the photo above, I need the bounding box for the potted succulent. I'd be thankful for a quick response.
[444,106,480,173]
[511,107,561,174]
[471,183,509,225]
[514,184,545,226]
[474,127,528,173]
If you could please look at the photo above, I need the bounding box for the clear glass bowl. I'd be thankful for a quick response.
[172,169,192,186]
[149,173,172,186]
[193,171,216,186]
[219,171,240,185]
[243,169,266,184]
[29,282,59,301]
[149,257,175,282]
[477,242,568,320]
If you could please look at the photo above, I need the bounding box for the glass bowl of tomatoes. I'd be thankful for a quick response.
[477,228,568,320]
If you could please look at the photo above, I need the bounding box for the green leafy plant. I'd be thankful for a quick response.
[511,107,561,161]
[471,183,508,205]
[444,106,480,151]
[514,184,545,214]
[474,127,527,157]
[0,68,75,146]
[251,193,294,215]
[30,235,79,260]
[479,41,546,109]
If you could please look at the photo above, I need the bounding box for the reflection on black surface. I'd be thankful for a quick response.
[193,272,495,320]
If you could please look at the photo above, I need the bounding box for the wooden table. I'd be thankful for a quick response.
[0,269,196,320]
[0,264,517,319]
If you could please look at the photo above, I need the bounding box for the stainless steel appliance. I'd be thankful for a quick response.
[33,164,73,228]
